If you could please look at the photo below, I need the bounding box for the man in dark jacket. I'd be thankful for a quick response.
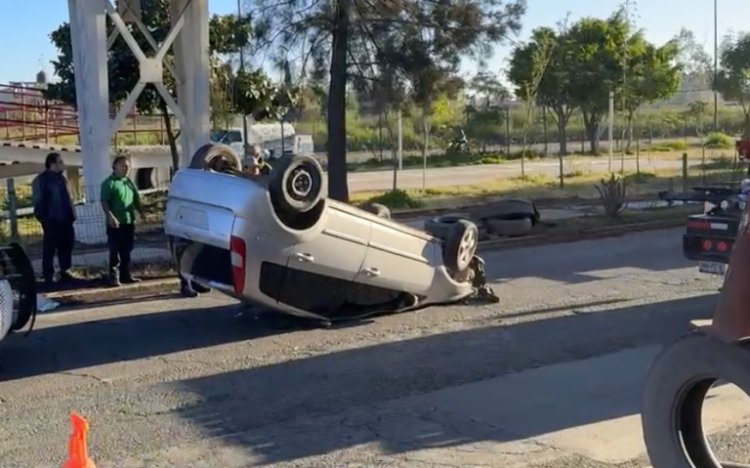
[32,152,77,287]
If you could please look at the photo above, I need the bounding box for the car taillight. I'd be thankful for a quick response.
[702,239,713,251]
[717,241,729,252]
[230,236,246,296]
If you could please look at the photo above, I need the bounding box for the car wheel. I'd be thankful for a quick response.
[269,155,325,213]
[189,143,242,173]
[641,333,750,468]
[444,220,479,272]
[360,202,391,219]
[424,215,467,240]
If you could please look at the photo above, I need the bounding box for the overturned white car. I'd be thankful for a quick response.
[164,144,498,325]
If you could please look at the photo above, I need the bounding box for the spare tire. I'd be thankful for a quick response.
[269,155,325,213]
[641,333,750,468]
[189,143,242,173]
[470,198,540,224]
[443,219,479,272]
[486,217,533,237]
[424,215,467,240]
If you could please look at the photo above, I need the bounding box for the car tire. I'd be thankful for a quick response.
[444,220,479,273]
[360,203,391,219]
[189,143,242,173]
[486,217,533,237]
[269,154,325,213]
[641,333,750,468]
[424,215,467,240]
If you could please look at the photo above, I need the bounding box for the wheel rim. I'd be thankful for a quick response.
[457,227,478,268]
[288,166,314,201]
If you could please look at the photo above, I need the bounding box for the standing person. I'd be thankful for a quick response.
[100,156,143,286]
[32,152,77,288]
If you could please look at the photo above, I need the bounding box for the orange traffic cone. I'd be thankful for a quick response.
[62,412,96,468]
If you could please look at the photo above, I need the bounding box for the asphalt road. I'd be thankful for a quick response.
[348,155,694,193]
[0,228,745,467]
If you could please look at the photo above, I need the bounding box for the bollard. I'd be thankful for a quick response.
[682,153,688,193]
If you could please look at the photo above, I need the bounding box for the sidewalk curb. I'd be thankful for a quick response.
[44,217,686,307]
[47,277,180,305]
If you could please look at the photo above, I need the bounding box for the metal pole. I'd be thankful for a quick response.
[608,91,614,172]
[237,0,249,159]
[398,109,403,171]
[713,0,719,131]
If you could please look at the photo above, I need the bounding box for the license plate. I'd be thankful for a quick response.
[699,261,726,276]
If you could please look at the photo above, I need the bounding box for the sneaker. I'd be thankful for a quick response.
[180,286,198,298]
[108,276,121,287]
[121,276,142,284]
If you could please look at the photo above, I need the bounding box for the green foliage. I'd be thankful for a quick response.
[365,189,424,209]
[704,132,735,149]
[595,173,627,218]
[714,32,750,136]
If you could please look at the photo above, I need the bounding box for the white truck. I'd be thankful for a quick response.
[210,122,315,161]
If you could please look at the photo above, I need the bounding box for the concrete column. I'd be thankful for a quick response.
[172,0,211,167]
[68,0,110,244]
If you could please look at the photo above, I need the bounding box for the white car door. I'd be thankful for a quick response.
[354,219,439,294]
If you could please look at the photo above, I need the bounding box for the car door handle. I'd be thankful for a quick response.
[295,252,314,262]
[364,267,380,277]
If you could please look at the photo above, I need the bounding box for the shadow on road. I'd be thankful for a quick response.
[485,228,694,285]
[164,293,719,465]
[0,303,308,381]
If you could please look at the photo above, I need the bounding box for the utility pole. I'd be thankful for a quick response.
[713,0,719,131]
[608,91,614,172]
[237,0,250,159]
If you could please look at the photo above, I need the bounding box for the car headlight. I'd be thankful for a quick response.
[741,201,747,210]
[720,200,730,210]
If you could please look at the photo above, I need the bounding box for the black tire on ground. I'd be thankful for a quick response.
[269,155,325,213]
[443,219,479,272]
[641,333,750,468]
[424,215,467,240]
[486,217,533,237]
[361,203,391,219]
[189,143,242,173]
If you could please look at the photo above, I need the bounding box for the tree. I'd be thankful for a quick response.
[44,1,277,170]
[566,13,630,154]
[465,72,509,153]
[248,0,526,202]
[509,26,575,155]
[674,28,713,77]
[714,32,750,137]
[619,36,682,151]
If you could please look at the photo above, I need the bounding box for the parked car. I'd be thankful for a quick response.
[660,183,749,277]
[164,144,499,325]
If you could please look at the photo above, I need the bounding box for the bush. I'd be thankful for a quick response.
[704,132,735,149]
[365,189,424,209]
[595,173,627,218]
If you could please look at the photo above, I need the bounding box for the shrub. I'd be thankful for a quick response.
[365,189,424,209]
[595,173,627,218]
[704,132,735,149]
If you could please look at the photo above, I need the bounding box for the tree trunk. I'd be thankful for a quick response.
[583,112,600,155]
[542,106,549,156]
[326,0,350,202]
[421,104,430,161]
[555,109,569,156]
[159,98,179,174]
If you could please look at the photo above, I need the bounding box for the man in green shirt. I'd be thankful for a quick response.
[101,155,143,286]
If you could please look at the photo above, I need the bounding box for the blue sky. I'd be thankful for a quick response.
[0,0,748,85]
